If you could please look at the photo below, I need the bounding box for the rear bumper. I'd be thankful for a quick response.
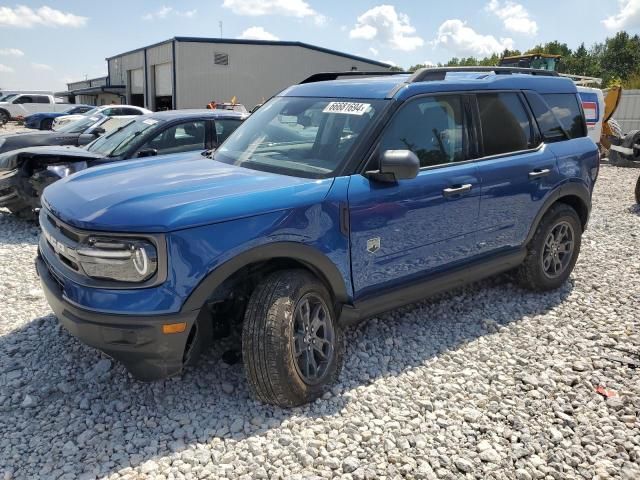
[36,254,200,381]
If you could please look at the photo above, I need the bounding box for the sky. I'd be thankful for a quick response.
[0,0,638,91]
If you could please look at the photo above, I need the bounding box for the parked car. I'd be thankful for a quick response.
[52,105,151,130]
[24,105,93,130]
[0,93,69,123]
[36,68,598,407]
[0,109,246,217]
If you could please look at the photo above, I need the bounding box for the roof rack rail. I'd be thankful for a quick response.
[300,71,410,84]
[408,66,560,83]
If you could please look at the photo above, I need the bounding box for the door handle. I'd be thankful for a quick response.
[442,183,472,197]
[528,168,551,179]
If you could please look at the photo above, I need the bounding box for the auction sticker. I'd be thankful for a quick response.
[323,102,371,115]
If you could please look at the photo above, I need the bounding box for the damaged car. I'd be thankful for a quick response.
[0,114,128,156]
[0,109,247,218]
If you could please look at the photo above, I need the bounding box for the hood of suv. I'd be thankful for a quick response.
[43,155,334,232]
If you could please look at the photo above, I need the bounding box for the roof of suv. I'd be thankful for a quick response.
[281,71,578,101]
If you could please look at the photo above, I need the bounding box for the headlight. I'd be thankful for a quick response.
[77,237,158,282]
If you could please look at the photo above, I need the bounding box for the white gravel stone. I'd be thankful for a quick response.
[0,165,639,479]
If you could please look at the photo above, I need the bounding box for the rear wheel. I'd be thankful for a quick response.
[516,203,582,291]
[242,269,344,407]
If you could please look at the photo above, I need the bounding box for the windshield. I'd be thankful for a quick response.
[56,115,105,134]
[214,97,387,178]
[86,117,162,157]
[1,94,17,102]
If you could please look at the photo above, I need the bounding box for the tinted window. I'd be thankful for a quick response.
[524,92,565,142]
[122,108,144,115]
[145,120,206,155]
[543,94,586,139]
[33,96,51,104]
[478,92,535,156]
[14,96,32,104]
[214,119,242,144]
[381,95,467,168]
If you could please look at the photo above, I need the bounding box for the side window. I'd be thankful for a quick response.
[542,93,586,139]
[145,120,206,155]
[14,96,32,104]
[380,95,468,168]
[524,91,566,142]
[33,96,51,104]
[123,108,143,115]
[478,92,536,156]
[101,108,114,116]
[214,119,242,144]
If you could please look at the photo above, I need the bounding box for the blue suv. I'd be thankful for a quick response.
[36,67,599,407]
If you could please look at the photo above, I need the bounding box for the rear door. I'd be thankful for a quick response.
[475,91,560,253]
[348,94,481,298]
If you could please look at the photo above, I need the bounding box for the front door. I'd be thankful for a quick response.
[348,94,481,298]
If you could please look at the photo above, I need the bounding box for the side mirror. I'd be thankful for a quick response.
[366,149,419,183]
[136,148,158,158]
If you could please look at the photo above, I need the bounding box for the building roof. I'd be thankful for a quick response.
[105,36,391,68]
[281,71,578,100]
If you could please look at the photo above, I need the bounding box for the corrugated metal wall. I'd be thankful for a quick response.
[616,89,640,133]
[175,42,388,109]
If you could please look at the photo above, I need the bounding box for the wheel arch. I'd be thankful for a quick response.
[525,182,591,245]
[180,242,350,313]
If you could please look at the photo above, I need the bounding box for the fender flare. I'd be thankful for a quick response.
[525,182,591,245]
[181,242,349,312]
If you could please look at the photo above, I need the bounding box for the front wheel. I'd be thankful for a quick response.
[0,110,8,125]
[41,118,53,130]
[635,174,640,205]
[242,269,344,407]
[516,203,582,291]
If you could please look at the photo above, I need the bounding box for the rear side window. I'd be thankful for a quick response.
[33,96,51,104]
[525,92,586,142]
[543,94,586,139]
[477,92,536,157]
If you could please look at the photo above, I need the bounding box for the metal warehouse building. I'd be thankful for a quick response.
[104,36,390,111]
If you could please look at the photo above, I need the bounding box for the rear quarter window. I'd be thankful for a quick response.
[543,94,586,140]
[525,92,586,142]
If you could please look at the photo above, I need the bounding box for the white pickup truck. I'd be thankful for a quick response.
[0,93,69,123]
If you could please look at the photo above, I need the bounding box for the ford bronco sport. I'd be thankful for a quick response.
[36,67,599,407]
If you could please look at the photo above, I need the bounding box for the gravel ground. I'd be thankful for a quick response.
[0,165,639,480]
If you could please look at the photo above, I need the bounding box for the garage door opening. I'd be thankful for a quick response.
[155,63,173,111]
[129,68,145,108]
[130,94,145,107]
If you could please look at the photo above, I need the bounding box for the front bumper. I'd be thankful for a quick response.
[36,253,200,381]
[0,169,19,205]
